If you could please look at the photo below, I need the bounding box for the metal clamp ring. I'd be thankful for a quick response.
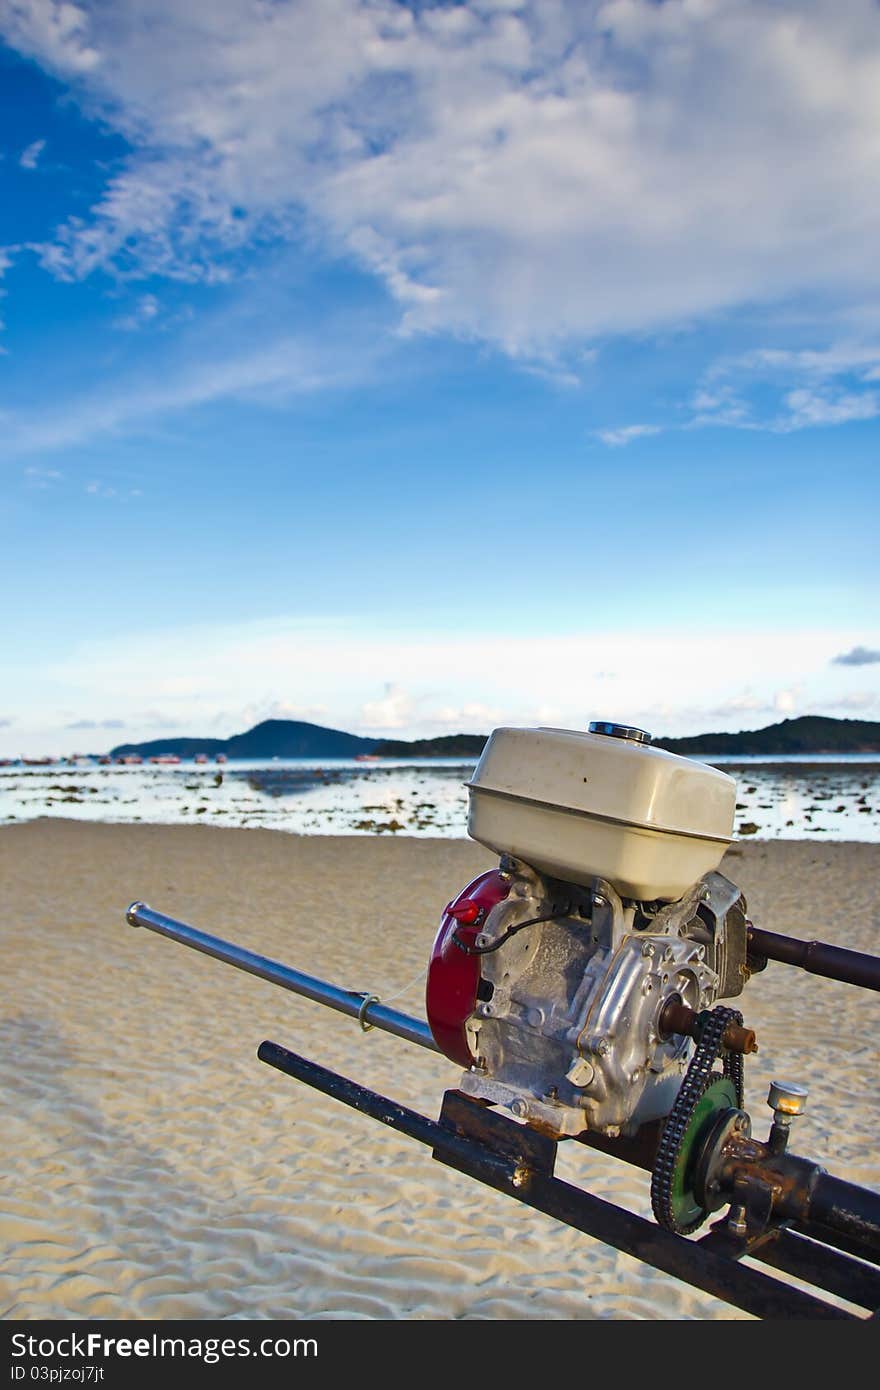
[358,994,380,1032]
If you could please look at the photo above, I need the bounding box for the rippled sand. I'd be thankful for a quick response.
[1,821,878,1319]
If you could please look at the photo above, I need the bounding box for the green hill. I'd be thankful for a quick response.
[654,715,880,756]
[109,713,880,761]
[110,719,377,760]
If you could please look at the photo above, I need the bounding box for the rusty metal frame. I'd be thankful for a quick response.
[257,1040,878,1322]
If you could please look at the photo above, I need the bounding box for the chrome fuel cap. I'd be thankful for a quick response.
[588,721,652,745]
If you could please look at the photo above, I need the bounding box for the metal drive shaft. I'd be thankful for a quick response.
[126,901,439,1053]
[747,924,880,992]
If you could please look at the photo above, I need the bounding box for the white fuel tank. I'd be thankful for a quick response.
[467,722,736,901]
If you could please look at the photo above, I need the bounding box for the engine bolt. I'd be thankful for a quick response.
[511,1098,529,1118]
[727,1204,748,1239]
[596,1038,610,1056]
[511,1165,530,1189]
[641,942,656,958]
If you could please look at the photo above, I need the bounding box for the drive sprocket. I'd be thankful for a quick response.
[650,1005,745,1234]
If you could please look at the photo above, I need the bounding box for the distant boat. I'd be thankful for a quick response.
[194,754,208,764]
[355,754,381,762]
[116,754,143,765]
[22,756,55,765]
[150,754,181,764]
[215,754,228,763]
[98,756,112,765]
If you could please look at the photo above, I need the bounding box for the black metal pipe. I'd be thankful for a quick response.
[258,1041,521,1189]
[735,1228,880,1312]
[807,1171,880,1259]
[747,924,880,992]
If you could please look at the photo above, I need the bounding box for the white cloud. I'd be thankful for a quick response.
[723,345,880,381]
[777,386,880,430]
[691,339,880,432]
[5,1,880,355]
[708,692,779,717]
[360,682,419,731]
[113,292,159,331]
[65,717,125,729]
[823,691,878,711]
[2,0,99,73]
[596,423,662,447]
[19,138,46,169]
[34,615,880,743]
[211,699,332,731]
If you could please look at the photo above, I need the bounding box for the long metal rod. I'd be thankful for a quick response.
[747,924,880,992]
[258,1040,858,1321]
[126,901,439,1052]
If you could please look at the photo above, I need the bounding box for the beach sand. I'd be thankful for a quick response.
[1,820,878,1320]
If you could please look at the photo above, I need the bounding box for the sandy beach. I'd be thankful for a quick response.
[1,820,878,1321]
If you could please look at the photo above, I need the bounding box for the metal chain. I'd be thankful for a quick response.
[650,1005,745,1234]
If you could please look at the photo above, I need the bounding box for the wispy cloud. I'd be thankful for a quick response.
[777,386,880,430]
[24,465,63,487]
[65,718,126,729]
[113,293,160,332]
[5,1,880,356]
[0,328,379,456]
[690,340,880,432]
[19,138,46,170]
[596,424,662,448]
[833,645,880,667]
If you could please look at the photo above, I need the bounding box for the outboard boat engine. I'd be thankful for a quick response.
[126,720,880,1314]
[427,722,751,1140]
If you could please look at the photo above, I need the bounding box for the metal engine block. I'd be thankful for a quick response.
[457,857,750,1138]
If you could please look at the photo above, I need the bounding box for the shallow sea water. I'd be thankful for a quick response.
[1,754,879,842]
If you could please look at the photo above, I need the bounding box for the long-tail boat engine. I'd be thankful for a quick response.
[126,717,880,1316]
[427,721,759,1229]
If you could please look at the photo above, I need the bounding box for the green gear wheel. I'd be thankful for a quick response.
[666,1075,738,1233]
[651,1004,745,1234]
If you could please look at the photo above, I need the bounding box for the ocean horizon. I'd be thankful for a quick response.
[2,752,879,843]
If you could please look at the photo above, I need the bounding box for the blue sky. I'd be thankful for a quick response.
[1,0,879,756]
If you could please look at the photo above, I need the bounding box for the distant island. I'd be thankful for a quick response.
[655,715,880,756]
[109,714,880,761]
